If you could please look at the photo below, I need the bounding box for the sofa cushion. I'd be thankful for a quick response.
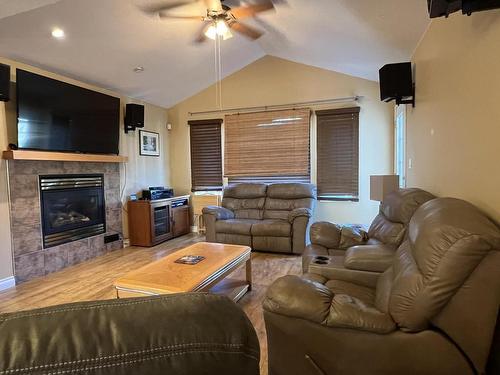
[222,183,267,220]
[215,233,252,247]
[344,244,396,273]
[223,183,268,199]
[223,198,265,220]
[368,214,405,245]
[386,198,500,332]
[266,183,316,199]
[381,188,435,224]
[263,183,315,220]
[251,219,291,237]
[215,219,260,235]
[264,198,315,220]
[324,279,376,306]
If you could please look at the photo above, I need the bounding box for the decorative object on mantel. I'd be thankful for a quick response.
[2,150,128,163]
[370,175,400,202]
[139,130,160,157]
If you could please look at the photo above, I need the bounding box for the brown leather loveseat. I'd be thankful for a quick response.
[203,183,316,254]
[303,188,435,285]
[263,197,500,375]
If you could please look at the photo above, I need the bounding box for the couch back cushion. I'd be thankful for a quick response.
[368,214,405,245]
[368,188,435,245]
[222,183,267,219]
[263,183,316,220]
[381,198,500,332]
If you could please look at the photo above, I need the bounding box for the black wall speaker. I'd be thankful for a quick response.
[0,63,11,102]
[428,0,500,18]
[379,62,415,107]
[124,103,144,133]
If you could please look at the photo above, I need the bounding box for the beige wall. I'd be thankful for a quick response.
[0,57,170,280]
[168,56,393,225]
[407,11,500,223]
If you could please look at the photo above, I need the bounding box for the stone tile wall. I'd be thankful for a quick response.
[8,160,123,282]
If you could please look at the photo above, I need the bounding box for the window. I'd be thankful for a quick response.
[316,107,360,201]
[224,109,311,184]
[394,105,406,188]
[189,119,223,192]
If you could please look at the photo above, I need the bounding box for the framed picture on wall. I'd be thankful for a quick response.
[139,130,160,157]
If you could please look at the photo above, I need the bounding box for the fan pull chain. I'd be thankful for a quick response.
[217,35,223,110]
[213,33,218,109]
[213,32,223,111]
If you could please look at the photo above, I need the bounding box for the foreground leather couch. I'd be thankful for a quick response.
[203,183,316,254]
[263,197,500,375]
[303,188,434,285]
[0,293,260,375]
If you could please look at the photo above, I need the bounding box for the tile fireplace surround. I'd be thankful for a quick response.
[7,160,124,283]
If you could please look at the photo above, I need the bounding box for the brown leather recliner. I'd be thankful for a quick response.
[263,197,500,375]
[303,188,435,285]
[203,183,316,254]
[0,293,260,374]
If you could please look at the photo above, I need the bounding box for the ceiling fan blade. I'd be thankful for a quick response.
[194,21,211,43]
[229,1,274,19]
[204,0,222,11]
[159,13,205,20]
[230,21,263,40]
[139,0,195,14]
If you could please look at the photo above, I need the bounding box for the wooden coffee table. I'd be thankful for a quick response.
[114,242,252,302]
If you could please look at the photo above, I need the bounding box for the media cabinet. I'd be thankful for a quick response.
[128,195,190,247]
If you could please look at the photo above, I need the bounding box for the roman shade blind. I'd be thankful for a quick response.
[224,109,311,183]
[189,119,223,192]
[316,107,360,201]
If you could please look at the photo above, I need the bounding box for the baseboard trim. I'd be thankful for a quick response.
[0,276,15,291]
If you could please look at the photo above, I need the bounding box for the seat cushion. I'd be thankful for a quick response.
[251,219,291,237]
[215,233,252,247]
[215,219,260,235]
[324,279,376,305]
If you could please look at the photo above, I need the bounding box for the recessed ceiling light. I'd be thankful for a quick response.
[51,28,65,39]
[133,66,145,73]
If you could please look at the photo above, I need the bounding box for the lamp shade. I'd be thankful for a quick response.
[370,175,400,201]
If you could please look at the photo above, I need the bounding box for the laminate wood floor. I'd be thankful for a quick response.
[0,234,302,375]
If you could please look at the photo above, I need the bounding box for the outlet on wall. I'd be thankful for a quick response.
[408,158,413,169]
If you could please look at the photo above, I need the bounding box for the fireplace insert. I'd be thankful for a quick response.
[39,174,106,248]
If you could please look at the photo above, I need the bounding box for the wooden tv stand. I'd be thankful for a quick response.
[128,195,190,247]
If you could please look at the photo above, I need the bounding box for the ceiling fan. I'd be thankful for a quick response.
[140,0,279,42]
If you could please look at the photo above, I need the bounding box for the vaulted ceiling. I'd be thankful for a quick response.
[0,0,430,107]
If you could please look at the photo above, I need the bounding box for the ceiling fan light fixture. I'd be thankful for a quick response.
[204,24,217,40]
[216,19,229,34]
[205,19,233,40]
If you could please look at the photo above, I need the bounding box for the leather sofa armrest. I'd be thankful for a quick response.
[344,244,396,273]
[309,221,342,249]
[339,225,369,249]
[202,205,234,220]
[263,276,396,334]
[0,294,260,374]
[288,208,312,223]
[263,275,333,324]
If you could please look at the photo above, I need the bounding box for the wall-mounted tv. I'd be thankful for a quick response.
[16,69,120,154]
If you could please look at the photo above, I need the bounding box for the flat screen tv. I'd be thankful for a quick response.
[16,69,120,154]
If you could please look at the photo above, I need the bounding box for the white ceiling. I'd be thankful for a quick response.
[0,0,62,20]
[0,0,430,107]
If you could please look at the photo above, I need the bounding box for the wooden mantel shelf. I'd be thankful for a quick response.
[2,150,128,163]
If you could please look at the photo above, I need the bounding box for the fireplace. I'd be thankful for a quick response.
[39,174,106,248]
